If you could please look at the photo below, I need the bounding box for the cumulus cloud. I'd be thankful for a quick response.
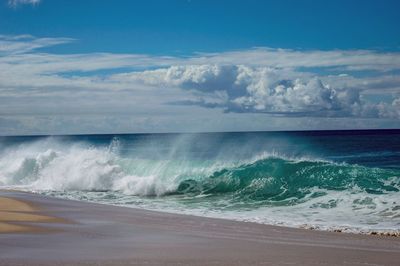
[113,65,400,119]
[8,0,41,8]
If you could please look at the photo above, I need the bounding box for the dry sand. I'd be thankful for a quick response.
[0,190,399,266]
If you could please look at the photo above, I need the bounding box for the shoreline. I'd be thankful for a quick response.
[1,190,399,265]
[7,189,400,237]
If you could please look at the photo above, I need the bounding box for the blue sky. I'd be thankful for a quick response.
[2,0,400,54]
[0,0,399,135]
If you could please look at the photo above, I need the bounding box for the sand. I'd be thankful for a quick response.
[0,195,64,233]
[0,190,399,266]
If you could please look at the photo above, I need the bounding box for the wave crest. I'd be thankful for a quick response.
[1,141,399,200]
[173,157,399,202]
[1,137,399,233]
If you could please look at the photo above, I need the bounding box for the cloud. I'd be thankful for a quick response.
[1,35,399,93]
[0,34,399,135]
[8,0,41,8]
[0,35,74,54]
[189,48,400,72]
[2,35,400,71]
[116,65,399,118]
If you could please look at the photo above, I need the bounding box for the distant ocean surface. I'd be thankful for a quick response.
[1,130,399,234]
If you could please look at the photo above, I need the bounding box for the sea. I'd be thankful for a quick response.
[0,129,399,234]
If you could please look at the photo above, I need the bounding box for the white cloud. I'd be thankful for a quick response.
[0,35,74,54]
[189,48,400,72]
[8,0,41,8]
[0,34,399,135]
[118,65,399,118]
[2,35,400,71]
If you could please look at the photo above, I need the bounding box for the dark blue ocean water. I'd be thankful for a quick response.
[1,130,399,233]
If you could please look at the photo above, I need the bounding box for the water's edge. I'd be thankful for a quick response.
[1,131,399,235]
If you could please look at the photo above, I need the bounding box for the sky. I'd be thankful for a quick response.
[0,0,399,135]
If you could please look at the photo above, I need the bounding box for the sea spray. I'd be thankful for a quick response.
[0,131,399,234]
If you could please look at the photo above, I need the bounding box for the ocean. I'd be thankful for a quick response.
[0,130,399,234]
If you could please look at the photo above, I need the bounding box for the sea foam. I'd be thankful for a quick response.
[0,135,399,234]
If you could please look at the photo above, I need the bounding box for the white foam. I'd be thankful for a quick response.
[1,137,399,234]
[0,138,233,195]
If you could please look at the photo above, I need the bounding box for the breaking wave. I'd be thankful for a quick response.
[0,137,399,234]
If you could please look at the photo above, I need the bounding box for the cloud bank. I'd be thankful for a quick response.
[0,35,399,134]
[118,65,399,118]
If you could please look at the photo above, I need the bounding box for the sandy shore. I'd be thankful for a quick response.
[0,195,65,233]
[0,190,399,266]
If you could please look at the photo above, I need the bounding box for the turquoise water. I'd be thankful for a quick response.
[0,130,399,233]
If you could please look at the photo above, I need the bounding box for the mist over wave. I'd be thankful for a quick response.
[1,131,399,233]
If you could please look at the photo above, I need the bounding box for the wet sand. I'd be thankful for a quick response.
[0,195,65,233]
[0,190,399,265]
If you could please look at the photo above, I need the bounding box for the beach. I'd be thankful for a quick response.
[0,190,399,266]
[1,0,400,264]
